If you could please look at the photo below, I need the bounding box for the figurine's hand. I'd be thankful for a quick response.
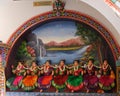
[24,72,26,76]
[52,71,54,76]
[67,71,69,75]
[55,70,58,74]
[11,65,14,68]
[84,70,86,74]
[95,71,97,76]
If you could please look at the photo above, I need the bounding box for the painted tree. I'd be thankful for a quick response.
[16,41,31,61]
[76,23,103,65]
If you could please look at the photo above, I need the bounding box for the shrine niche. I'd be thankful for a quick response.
[4,1,120,95]
[5,17,119,94]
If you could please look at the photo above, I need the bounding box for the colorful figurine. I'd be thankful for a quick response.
[38,60,54,92]
[52,60,68,92]
[99,59,115,91]
[6,62,25,90]
[21,61,38,91]
[83,59,99,93]
[66,60,84,92]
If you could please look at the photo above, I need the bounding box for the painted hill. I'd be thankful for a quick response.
[45,37,84,47]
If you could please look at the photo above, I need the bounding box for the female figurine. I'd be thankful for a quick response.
[52,60,68,92]
[6,62,25,90]
[38,60,54,92]
[84,59,98,93]
[99,59,115,91]
[22,61,38,91]
[66,60,84,92]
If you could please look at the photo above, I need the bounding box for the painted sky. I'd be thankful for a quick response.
[33,20,77,43]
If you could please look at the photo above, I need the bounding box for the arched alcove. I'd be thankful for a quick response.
[5,10,120,93]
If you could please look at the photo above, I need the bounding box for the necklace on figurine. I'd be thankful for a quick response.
[74,66,79,71]
[59,65,65,71]
[88,64,93,70]
[103,64,108,70]
[44,66,49,73]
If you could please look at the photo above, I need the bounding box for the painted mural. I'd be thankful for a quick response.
[15,21,102,65]
[6,20,116,93]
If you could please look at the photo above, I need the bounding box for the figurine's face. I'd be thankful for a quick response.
[103,60,108,65]
[60,61,64,66]
[88,60,93,66]
[74,61,78,66]
[45,61,50,67]
[32,62,36,67]
[18,62,22,66]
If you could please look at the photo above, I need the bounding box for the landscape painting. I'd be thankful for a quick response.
[16,20,101,65]
[32,21,87,64]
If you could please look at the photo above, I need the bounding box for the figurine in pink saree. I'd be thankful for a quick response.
[6,62,25,90]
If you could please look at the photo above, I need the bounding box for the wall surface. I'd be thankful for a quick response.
[0,0,120,46]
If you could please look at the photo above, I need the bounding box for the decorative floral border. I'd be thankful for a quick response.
[0,43,10,67]
[7,10,120,61]
[0,43,9,96]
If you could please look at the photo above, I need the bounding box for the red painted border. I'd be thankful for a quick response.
[105,0,120,13]
[6,10,120,66]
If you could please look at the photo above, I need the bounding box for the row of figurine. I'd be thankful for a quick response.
[6,59,115,93]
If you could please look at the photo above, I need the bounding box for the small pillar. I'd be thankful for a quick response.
[116,56,120,94]
[0,43,9,96]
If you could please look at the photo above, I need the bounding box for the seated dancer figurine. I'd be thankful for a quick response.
[66,60,84,92]
[52,59,68,93]
[83,59,99,93]
[38,60,54,92]
[6,62,25,90]
[21,61,38,91]
[99,59,115,91]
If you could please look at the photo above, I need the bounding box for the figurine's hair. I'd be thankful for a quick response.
[45,60,51,64]
[103,59,109,64]
[103,59,107,62]
[59,59,66,64]
[32,60,36,63]
[73,60,80,64]
[88,58,94,63]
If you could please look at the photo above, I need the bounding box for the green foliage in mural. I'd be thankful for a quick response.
[75,23,99,44]
[16,41,31,61]
[75,23,103,65]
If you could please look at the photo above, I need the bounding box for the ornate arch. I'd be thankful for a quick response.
[6,10,120,65]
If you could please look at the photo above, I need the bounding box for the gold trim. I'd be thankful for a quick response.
[33,1,52,6]
[0,43,10,49]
